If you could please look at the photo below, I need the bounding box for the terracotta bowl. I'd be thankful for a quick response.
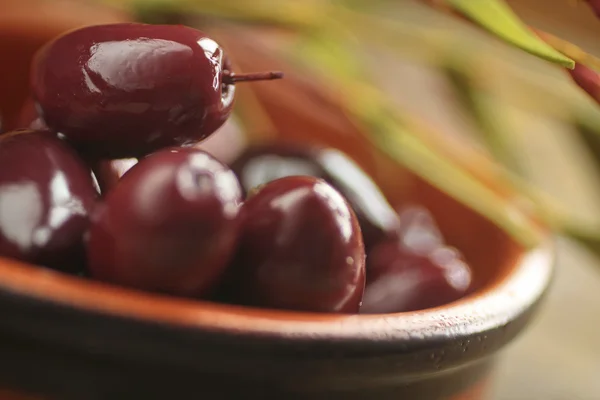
[0,5,553,400]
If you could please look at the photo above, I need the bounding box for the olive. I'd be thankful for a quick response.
[86,147,242,296]
[32,23,281,158]
[230,142,401,251]
[361,206,472,313]
[0,129,98,272]
[224,176,365,313]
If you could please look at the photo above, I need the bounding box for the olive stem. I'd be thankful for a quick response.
[222,70,284,84]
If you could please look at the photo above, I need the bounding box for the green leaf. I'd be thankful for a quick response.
[573,108,600,186]
[562,222,600,261]
[447,0,574,69]
[350,87,543,249]
[129,0,325,29]
[442,59,524,175]
[293,28,364,83]
[286,31,543,249]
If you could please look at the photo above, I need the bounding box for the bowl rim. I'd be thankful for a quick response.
[0,237,553,346]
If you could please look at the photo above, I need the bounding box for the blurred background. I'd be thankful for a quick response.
[2,0,600,398]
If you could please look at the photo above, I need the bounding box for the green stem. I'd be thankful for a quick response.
[445,0,574,68]
[287,28,543,248]
[442,59,524,175]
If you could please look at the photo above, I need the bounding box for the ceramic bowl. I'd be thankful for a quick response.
[0,240,552,400]
[0,6,553,400]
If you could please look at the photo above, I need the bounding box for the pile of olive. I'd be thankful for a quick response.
[0,23,471,314]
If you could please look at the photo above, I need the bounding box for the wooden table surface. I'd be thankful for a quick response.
[491,238,600,400]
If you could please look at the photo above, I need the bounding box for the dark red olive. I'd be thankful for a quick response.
[230,142,401,250]
[360,206,472,313]
[31,23,282,158]
[0,130,98,272]
[87,147,242,296]
[225,176,365,313]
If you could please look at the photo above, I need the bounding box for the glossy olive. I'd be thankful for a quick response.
[87,147,242,296]
[361,206,472,313]
[230,142,401,250]
[225,176,365,313]
[31,23,235,158]
[0,129,98,272]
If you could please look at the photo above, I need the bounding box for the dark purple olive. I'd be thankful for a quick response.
[0,129,98,272]
[360,206,472,313]
[230,142,401,250]
[225,176,365,313]
[87,147,242,296]
[31,23,282,158]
